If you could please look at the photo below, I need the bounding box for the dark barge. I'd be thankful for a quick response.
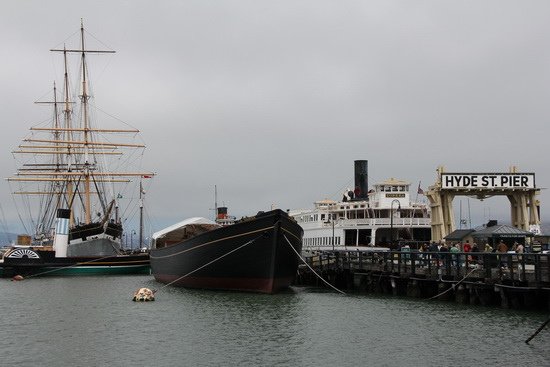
[150,209,303,294]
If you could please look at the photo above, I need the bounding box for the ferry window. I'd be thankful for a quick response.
[321,214,325,221]
[392,186,397,191]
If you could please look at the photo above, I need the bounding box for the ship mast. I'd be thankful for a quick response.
[79,19,93,223]
[62,44,75,226]
[31,82,64,234]
[49,19,117,224]
[8,20,155,239]
[139,179,144,249]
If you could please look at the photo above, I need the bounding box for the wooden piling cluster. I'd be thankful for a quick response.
[294,250,550,310]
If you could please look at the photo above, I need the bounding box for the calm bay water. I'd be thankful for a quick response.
[1,275,549,366]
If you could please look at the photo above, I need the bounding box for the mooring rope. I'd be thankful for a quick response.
[283,234,346,295]
[525,317,550,344]
[428,267,478,300]
[153,233,266,293]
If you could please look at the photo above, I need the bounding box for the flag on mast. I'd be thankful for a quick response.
[417,182,424,195]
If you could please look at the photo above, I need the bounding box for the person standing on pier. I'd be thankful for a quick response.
[429,241,439,266]
[471,242,479,264]
[497,240,508,268]
[463,241,472,264]
[516,242,524,261]
[450,243,460,266]
[497,240,508,253]
[440,243,450,268]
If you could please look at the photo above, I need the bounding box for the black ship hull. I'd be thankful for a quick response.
[150,209,303,294]
[0,249,150,278]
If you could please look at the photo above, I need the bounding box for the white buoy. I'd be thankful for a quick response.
[133,288,155,302]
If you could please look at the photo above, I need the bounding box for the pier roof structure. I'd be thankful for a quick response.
[444,229,475,241]
[472,224,534,239]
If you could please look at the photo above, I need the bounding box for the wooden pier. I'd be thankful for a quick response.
[295,250,550,310]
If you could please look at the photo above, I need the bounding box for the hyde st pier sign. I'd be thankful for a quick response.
[441,173,535,190]
[426,168,540,241]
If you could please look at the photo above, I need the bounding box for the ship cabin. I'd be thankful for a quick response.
[297,179,429,222]
[291,178,431,249]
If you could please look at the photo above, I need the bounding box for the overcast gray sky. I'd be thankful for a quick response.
[1,1,550,236]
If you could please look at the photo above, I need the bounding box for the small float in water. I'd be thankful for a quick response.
[133,288,155,302]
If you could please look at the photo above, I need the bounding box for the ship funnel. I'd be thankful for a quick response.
[354,160,368,200]
[53,209,71,258]
[217,207,228,220]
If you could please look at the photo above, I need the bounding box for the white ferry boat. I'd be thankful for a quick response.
[289,160,431,251]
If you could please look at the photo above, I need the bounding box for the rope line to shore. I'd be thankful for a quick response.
[428,267,478,300]
[153,233,266,293]
[283,235,346,295]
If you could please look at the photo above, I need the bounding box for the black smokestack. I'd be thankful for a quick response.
[354,160,368,200]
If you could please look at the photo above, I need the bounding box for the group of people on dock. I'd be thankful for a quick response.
[399,239,529,268]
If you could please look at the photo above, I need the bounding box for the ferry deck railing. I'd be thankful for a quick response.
[330,218,431,226]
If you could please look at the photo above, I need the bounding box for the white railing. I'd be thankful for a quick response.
[330,218,431,227]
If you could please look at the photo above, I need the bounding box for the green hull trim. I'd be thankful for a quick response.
[38,265,151,276]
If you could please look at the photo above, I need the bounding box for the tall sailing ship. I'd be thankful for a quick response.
[1,21,154,277]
